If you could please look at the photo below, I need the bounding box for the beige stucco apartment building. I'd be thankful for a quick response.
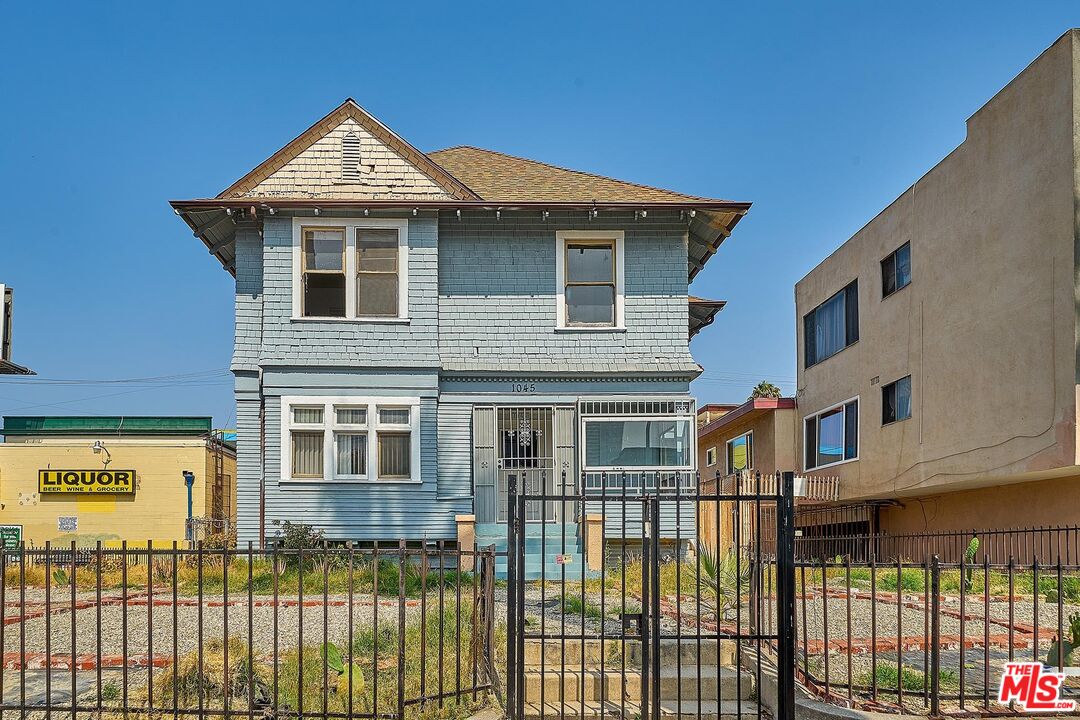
[795,30,1080,535]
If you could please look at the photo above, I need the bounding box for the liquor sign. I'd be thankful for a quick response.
[39,469,136,494]
[0,525,21,549]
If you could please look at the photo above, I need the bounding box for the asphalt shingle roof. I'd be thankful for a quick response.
[428,146,719,204]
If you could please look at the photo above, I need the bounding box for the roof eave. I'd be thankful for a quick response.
[0,359,35,375]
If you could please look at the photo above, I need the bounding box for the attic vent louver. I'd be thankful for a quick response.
[341,132,361,182]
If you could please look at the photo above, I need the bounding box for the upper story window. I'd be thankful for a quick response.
[882,375,912,425]
[555,231,625,329]
[881,242,911,299]
[282,396,420,483]
[804,280,858,368]
[292,218,409,321]
[804,398,858,470]
[726,431,753,474]
[301,229,346,317]
[357,229,400,316]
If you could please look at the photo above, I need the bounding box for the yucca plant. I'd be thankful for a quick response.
[694,544,751,621]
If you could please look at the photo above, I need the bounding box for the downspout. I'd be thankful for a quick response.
[259,367,266,547]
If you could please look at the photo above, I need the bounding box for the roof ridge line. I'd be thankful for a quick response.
[429,144,721,202]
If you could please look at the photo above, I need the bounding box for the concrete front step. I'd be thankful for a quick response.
[521,698,759,720]
[628,638,738,667]
[523,638,737,668]
[522,666,754,703]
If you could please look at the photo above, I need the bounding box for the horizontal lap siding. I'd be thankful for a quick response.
[235,394,262,545]
[263,394,468,541]
[436,403,472,500]
[438,211,696,373]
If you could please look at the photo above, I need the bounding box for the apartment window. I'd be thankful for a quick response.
[293,218,408,320]
[301,229,346,317]
[705,447,717,467]
[282,396,419,482]
[556,231,625,328]
[881,242,911,299]
[357,229,399,316]
[882,375,912,425]
[804,399,858,470]
[726,432,753,474]
[804,281,859,367]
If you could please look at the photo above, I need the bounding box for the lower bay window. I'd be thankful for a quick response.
[281,396,420,482]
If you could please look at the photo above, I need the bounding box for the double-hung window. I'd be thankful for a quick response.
[804,281,859,367]
[882,375,912,425]
[556,231,625,328]
[282,396,420,482]
[804,399,858,470]
[293,218,408,320]
[726,431,753,474]
[376,407,412,479]
[881,242,911,299]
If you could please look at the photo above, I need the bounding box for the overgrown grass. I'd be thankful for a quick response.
[5,556,474,598]
[561,594,604,619]
[857,662,959,692]
[113,605,495,720]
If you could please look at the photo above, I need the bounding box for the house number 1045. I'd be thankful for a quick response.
[511,383,536,393]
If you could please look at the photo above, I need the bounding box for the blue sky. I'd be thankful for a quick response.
[1,2,1077,426]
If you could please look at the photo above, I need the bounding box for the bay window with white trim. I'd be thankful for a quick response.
[292,218,409,321]
[281,396,420,482]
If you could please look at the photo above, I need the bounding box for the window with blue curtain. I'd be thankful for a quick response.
[804,281,859,367]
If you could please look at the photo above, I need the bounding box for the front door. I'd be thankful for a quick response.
[496,406,555,523]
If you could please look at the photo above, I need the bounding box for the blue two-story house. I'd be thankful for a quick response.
[173,100,747,565]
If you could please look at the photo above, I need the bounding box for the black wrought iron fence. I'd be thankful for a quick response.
[794,526,1080,565]
[1,540,498,720]
[760,554,1080,716]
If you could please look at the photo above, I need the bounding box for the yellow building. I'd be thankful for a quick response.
[0,416,235,547]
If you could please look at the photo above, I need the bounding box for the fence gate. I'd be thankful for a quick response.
[505,471,796,720]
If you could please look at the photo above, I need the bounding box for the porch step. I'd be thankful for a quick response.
[477,522,580,538]
[521,698,759,720]
[522,665,754,702]
[628,638,738,667]
[476,522,587,580]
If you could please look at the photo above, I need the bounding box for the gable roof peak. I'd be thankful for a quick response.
[218,99,478,201]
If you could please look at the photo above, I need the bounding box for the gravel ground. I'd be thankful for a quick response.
[5,594,436,659]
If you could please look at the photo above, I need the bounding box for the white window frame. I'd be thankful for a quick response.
[292,217,410,321]
[555,230,625,330]
[580,414,695,472]
[725,431,753,474]
[280,396,421,483]
[705,446,717,468]
[803,396,860,472]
